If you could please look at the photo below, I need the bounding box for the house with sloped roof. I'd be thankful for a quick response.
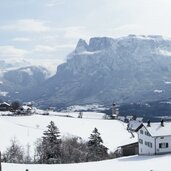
[136,120,171,155]
[0,102,11,111]
[16,105,32,115]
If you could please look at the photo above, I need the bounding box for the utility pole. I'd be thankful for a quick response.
[0,151,2,171]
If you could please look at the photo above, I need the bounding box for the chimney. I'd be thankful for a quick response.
[161,119,164,127]
[147,120,151,127]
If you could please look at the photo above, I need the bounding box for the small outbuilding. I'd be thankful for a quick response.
[117,142,138,157]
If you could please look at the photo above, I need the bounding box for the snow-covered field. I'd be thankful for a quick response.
[36,109,107,119]
[2,154,171,171]
[0,112,137,154]
[1,111,169,171]
[0,113,136,155]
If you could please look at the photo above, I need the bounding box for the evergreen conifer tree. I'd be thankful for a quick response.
[87,128,108,161]
[42,121,61,164]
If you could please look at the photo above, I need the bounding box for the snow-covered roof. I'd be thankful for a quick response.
[144,122,171,137]
[126,116,133,120]
[1,102,10,106]
[128,120,142,131]
[118,136,138,147]
[136,117,143,122]
[21,105,31,110]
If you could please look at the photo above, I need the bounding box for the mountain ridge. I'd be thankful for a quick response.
[3,35,171,107]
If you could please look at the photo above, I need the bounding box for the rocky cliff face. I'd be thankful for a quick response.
[7,35,171,107]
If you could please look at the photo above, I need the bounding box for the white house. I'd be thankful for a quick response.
[0,102,11,111]
[16,105,32,115]
[137,120,171,155]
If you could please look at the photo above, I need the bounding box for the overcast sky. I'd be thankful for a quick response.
[1,0,171,73]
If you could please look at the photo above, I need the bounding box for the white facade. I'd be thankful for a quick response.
[138,126,155,155]
[155,136,171,154]
[138,122,171,155]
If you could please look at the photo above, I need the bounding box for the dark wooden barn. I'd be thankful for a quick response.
[117,142,138,157]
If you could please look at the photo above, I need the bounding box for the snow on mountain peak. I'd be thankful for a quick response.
[75,38,88,53]
[20,68,33,76]
[88,37,114,51]
[74,35,171,56]
[119,34,166,41]
[74,37,115,54]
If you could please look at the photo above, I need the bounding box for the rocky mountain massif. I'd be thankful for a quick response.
[2,35,171,108]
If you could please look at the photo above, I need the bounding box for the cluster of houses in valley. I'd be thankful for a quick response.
[0,101,33,115]
[112,103,171,157]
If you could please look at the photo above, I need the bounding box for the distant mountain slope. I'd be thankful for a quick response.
[4,66,49,87]
[0,66,49,100]
[8,35,171,107]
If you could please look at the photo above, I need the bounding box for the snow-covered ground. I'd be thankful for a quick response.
[0,113,136,156]
[36,109,107,119]
[0,111,13,116]
[2,154,171,171]
[0,111,170,171]
[50,111,107,119]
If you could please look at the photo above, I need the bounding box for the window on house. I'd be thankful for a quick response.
[145,131,150,136]
[145,141,153,148]
[139,139,143,144]
[140,130,143,134]
[159,143,169,148]
[149,142,152,148]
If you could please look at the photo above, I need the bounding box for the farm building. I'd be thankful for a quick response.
[137,120,171,155]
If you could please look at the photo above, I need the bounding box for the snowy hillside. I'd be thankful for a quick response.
[0,113,136,155]
[2,154,171,171]
[35,109,107,119]
[2,113,170,171]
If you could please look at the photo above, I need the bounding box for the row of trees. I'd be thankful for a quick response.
[2,121,113,164]
[10,101,21,111]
